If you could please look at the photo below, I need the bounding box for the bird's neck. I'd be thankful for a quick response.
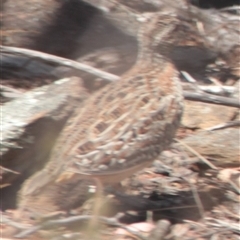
[136,49,171,69]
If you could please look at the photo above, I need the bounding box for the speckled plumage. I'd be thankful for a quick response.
[18,10,184,215]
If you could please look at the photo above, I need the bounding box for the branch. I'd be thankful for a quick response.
[13,214,147,239]
[1,45,120,82]
[2,46,239,108]
[183,91,240,108]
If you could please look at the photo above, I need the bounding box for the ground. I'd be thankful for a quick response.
[1,0,239,239]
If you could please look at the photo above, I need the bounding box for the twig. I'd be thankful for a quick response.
[181,71,239,107]
[185,230,229,240]
[205,120,240,131]
[1,46,120,82]
[208,77,224,87]
[0,166,20,175]
[2,46,239,108]
[184,178,205,219]
[181,71,203,93]
[174,139,218,170]
[15,226,42,239]
[0,85,24,94]
[206,218,240,234]
[228,179,240,195]
[197,86,235,95]
[181,72,235,95]
[14,214,147,239]
[218,205,240,219]
[183,220,230,240]
[183,91,240,108]
[207,77,232,95]
[220,5,240,12]
[1,216,29,230]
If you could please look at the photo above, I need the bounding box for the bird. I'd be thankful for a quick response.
[17,9,184,217]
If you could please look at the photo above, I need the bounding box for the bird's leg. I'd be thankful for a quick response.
[85,177,106,238]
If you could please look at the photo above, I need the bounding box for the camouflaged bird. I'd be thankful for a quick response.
[18,9,185,216]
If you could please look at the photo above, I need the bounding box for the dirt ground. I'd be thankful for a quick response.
[1,0,239,239]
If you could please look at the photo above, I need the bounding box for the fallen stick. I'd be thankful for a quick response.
[183,91,240,108]
[1,45,120,82]
[2,46,239,108]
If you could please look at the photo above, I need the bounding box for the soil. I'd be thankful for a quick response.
[1,0,239,239]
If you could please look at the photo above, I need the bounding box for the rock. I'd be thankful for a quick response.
[182,100,238,129]
[1,77,88,190]
[176,128,240,167]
